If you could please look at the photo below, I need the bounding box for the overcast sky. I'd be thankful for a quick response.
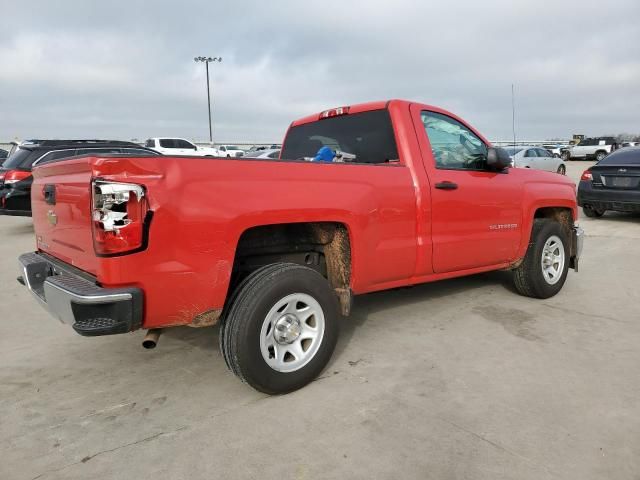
[1,0,638,143]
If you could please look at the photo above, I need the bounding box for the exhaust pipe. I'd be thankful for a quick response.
[142,329,162,349]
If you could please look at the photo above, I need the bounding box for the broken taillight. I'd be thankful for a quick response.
[91,180,150,255]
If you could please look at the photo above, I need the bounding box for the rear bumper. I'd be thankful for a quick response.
[18,252,143,336]
[0,188,31,216]
[0,208,32,217]
[577,181,640,212]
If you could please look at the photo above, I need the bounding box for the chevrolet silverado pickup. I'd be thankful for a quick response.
[18,100,584,394]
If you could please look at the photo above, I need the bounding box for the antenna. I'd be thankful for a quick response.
[512,83,517,167]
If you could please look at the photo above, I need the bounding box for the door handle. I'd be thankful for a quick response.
[435,181,458,190]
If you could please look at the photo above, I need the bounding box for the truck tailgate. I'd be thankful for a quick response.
[31,158,97,275]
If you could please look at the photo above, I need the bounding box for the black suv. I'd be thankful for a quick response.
[0,140,160,217]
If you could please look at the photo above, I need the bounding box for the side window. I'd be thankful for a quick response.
[524,149,538,158]
[220,146,226,151]
[421,111,488,170]
[268,150,280,159]
[123,148,159,156]
[159,139,176,148]
[36,150,78,165]
[76,148,123,156]
[535,148,550,157]
[145,139,155,148]
[176,139,196,149]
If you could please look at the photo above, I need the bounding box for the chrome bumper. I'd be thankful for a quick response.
[572,226,584,272]
[18,252,142,336]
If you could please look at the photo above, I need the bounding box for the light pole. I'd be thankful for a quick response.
[194,56,222,144]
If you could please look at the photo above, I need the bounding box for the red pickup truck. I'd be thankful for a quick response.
[18,100,583,394]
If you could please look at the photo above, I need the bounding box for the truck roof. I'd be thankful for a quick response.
[290,100,392,127]
[289,99,492,147]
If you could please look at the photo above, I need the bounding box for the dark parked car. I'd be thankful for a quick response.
[0,140,160,217]
[577,146,640,217]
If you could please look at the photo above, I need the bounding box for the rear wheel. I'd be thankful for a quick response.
[583,206,605,218]
[557,164,566,175]
[219,263,339,394]
[595,151,607,161]
[512,219,570,299]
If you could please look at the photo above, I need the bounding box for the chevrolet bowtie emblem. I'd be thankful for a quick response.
[47,210,58,226]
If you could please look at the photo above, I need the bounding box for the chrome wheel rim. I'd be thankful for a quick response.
[259,293,325,373]
[540,235,565,285]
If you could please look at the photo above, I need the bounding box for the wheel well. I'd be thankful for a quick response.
[534,207,574,229]
[231,222,352,315]
[533,207,577,267]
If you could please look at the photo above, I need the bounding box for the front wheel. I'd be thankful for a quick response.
[557,164,566,175]
[562,152,571,161]
[512,219,570,299]
[219,263,340,394]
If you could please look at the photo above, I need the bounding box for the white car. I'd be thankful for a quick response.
[543,144,570,158]
[145,138,220,156]
[562,137,617,161]
[218,145,245,157]
[246,148,280,159]
[504,146,566,175]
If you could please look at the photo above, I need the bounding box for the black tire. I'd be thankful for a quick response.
[219,263,340,394]
[595,151,606,162]
[583,206,605,218]
[557,164,566,175]
[512,219,570,299]
[562,151,571,161]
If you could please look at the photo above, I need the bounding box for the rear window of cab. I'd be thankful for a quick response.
[281,109,399,164]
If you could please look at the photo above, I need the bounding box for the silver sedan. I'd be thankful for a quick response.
[504,146,566,175]
[246,148,281,159]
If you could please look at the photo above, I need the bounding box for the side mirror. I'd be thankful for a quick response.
[487,147,511,170]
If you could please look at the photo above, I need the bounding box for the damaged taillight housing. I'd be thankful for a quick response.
[91,180,150,255]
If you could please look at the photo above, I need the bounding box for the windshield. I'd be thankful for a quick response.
[1,148,32,169]
[502,147,523,155]
[281,109,399,163]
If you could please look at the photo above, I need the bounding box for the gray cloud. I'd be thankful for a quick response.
[1,0,639,142]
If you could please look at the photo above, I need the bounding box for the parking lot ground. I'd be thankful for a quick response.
[1,161,639,480]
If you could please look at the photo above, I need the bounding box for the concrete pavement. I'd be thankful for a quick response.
[1,161,639,480]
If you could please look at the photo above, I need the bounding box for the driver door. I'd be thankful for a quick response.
[413,108,523,273]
